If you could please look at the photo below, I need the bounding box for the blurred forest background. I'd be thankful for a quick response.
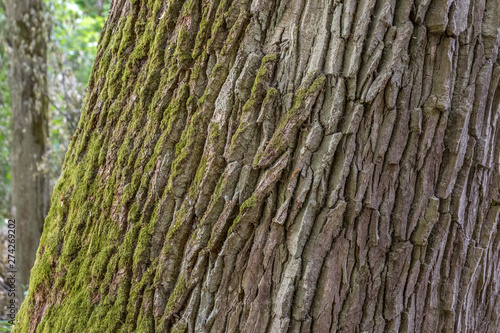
[0,0,108,330]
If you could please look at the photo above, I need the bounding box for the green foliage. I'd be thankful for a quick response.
[48,0,110,83]
[0,321,13,332]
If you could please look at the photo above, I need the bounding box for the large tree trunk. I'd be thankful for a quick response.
[5,0,49,300]
[13,0,500,332]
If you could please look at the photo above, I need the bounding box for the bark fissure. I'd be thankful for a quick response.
[13,0,500,332]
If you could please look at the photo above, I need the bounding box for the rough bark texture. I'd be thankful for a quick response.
[5,0,49,298]
[13,0,500,332]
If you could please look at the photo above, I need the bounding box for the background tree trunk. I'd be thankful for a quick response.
[13,0,500,332]
[96,0,104,15]
[5,0,49,301]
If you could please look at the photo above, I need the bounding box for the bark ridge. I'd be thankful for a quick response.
[13,0,500,332]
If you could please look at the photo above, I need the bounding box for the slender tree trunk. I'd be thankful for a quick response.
[13,0,500,332]
[96,0,104,13]
[5,0,49,300]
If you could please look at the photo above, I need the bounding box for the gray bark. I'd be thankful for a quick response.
[13,0,500,332]
[5,0,49,300]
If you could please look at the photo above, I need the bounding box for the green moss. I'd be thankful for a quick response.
[117,8,139,58]
[164,0,186,32]
[174,26,193,64]
[166,101,207,192]
[265,87,278,99]
[151,0,163,13]
[229,122,247,149]
[192,6,210,58]
[132,227,152,272]
[124,265,154,329]
[190,156,208,196]
[118,224,141,262]
[91,246,115,280]
[240,195,258,211]
[210,175,225,204]
[29,256,52,292]
[130,39,149,61]
[253,54,277,90]
[196,92,207,107]
[211,16,225,37]
[206,62,227,94]
[218,12,249,57]
[161,83,189,131]
[128,202,140,223]
[99,253,119,296]
[254,74,325,167]
[165,204,189,243]
[12,0,253,330]
[307,74,326,95]
[227,215,241,236]
[228,54,276,151]
[171,321,187,333]
[121,183,134,203]
[220,194,259,237]
[165,274,187,313]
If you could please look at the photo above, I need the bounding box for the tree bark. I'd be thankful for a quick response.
[96,0,104,14]
[5,0,49,301]
[13,0,500,332]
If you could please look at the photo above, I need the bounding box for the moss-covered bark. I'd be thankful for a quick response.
[13,0,500,332]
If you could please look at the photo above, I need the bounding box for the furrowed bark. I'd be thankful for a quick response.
[5,0,50,301]
[13,0,500,332]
